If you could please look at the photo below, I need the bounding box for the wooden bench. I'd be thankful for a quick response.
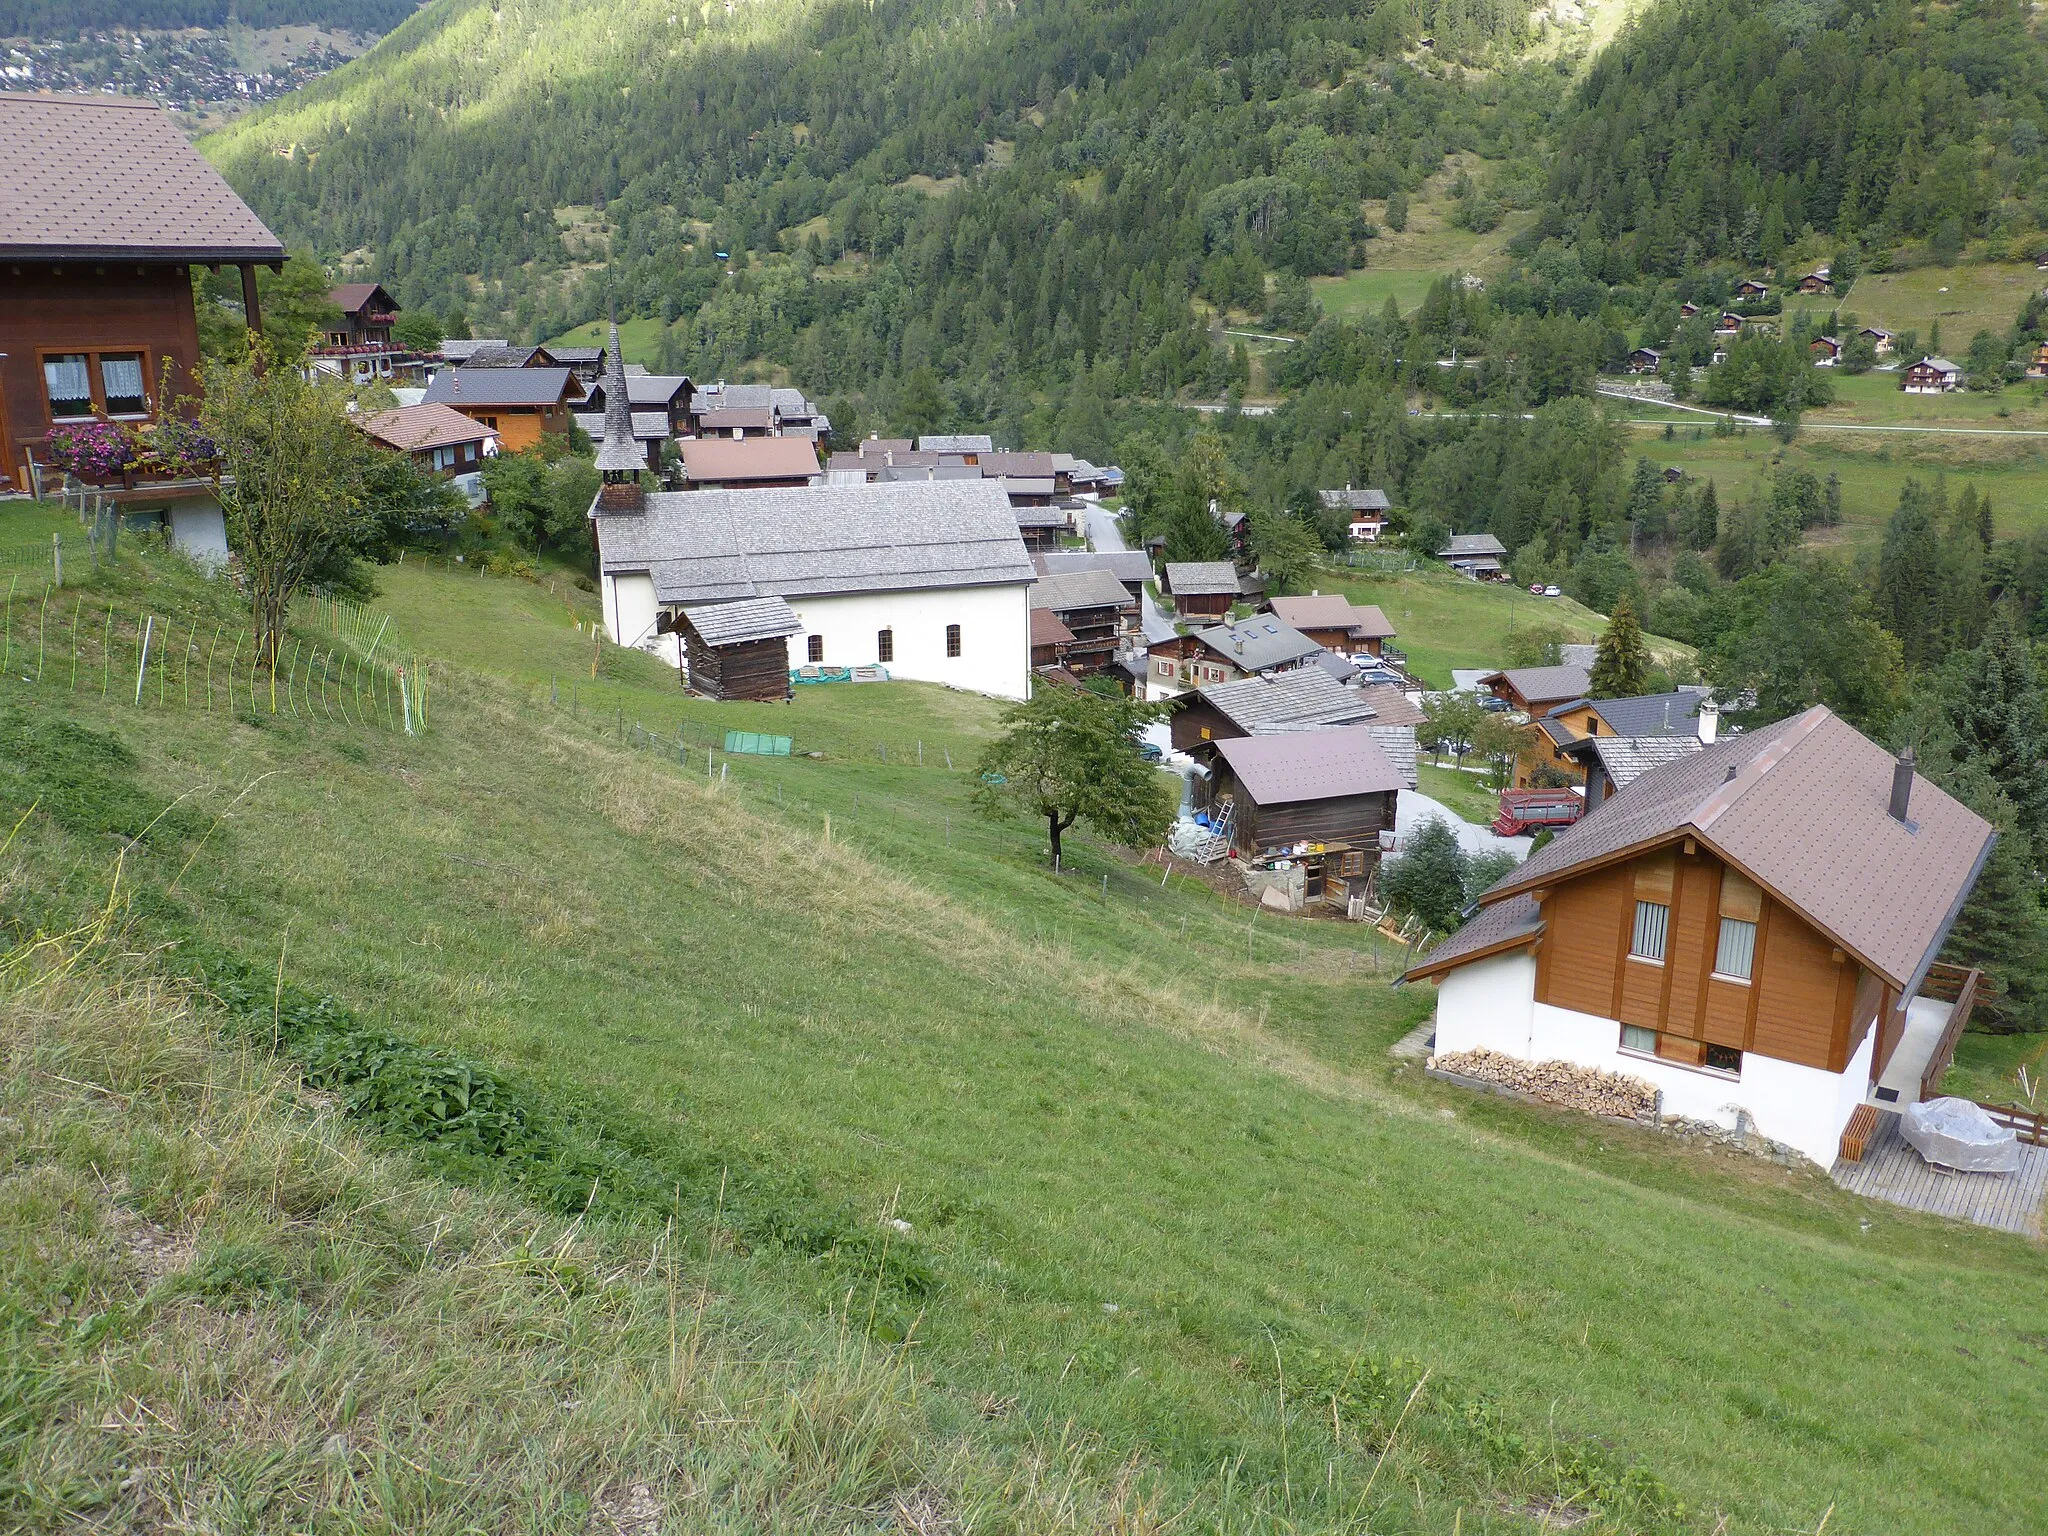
[1839,1104,1880,1164]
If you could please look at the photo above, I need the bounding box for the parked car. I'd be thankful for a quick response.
[1135,741,1163,762]
[1528,583,1545,595]
[1478,695,1511,713]
[1542,585,1562,598]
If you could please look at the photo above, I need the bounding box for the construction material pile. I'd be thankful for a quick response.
[1430,1048,1659,1121]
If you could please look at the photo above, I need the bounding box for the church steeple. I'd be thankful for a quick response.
[594,320,643,482]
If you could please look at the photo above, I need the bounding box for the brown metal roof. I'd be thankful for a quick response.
[679,437,819,483]
[1030,607,1076,647]
[0,94,284,262]
[330,282,392,315]
[354,403,491,454]
[1404,893,1543,980]
[1267,593,1398,640]
[1214,726,1405,806]
[1480,707,1995,991]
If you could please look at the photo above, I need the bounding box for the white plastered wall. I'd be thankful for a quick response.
[787,584,1030,699]
[601,572,682,666]
[1432,949,1865,1167]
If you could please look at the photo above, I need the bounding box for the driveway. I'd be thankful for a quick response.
[1397,786,1531,858]
[1085,503,1172,631]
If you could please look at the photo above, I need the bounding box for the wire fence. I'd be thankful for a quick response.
[0,579,431,733]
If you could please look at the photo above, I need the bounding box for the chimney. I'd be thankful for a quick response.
[1890,746,1916,823]
[1696,699,1719,745]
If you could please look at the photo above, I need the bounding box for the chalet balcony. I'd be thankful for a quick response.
[1875,962,1985,1109]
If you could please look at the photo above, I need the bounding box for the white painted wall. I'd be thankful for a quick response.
[787,584,1030,700]
[599,574,1030,698]
[1431,950,1863,1166]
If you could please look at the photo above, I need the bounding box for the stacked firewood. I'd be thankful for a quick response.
[1431,1048,1659,1121]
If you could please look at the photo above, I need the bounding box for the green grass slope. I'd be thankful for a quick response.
[3,553,2046,1534]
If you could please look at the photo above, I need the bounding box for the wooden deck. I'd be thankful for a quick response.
[1831,1110,2048,1236]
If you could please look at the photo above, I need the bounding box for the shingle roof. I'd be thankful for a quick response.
[1352,683,1426,728]
[1033,550,1153,586]
[1165,561,1241,597]
[437,339,509,363]
[330,282,392,314]
[0,95,285,262]
[1439,533,1507,558]
[857,438,915,456]
[918,434,995,453]
[1014,505,1068,528]
[1915,357,1962,373]
[462,344,547,368]
[1404,892,1543,980]
[1571,734,1703,788]
[1483,664,1591,705]
[980,451,1057,479]
[1194,617,1323,673]
[1319,487,1391,512]
[1215,727,1405,806]
[1481,707,1994,992]
[679,437,819,483]
[1582,690,1707,737]
[1030,568,1134,614]
[680,596,803,646]
[1197,669,1382,731]
[355,403,491,454]
[699,407,777,431]
[423,368,576,408]
[572,411,671,444]
[592,321,645,475]
[594,480,1035,604]
[1030,607,1075,648]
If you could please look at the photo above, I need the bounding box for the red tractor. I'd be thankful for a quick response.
[1491,788,1585,838]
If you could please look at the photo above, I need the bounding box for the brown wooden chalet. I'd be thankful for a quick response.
[584,373,694,435]
[669,596,802,701]
[1209,724,1402,859]
[1162,560,1242,620]
[1265,593,1396,657]
[1405,708,1996,1167]
[0,94,284,494]
[1734,279,1769,300]
[1169,667,1423,786]
[1478,663,1592,716]
[1030,568,1134,673]
[1903,356,1962,394]
[1795,268,1833,295]
[1677,301,1701,319]
[1808,335,1842,365]
[327,283,397,348]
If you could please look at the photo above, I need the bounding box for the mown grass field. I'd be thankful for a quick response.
[1784,261,2042,344]
[4,553,2047,1534]
[1624,424,2048,548]
[546,315,671,367]
[1415,761,1502,825]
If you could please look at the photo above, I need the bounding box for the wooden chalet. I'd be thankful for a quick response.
[1859,326,1894,356]
[679,436,821,489]
[1478,663,1592,716]
[326,282,397,347]
[1150,615,1320,697]
[585,374,694,435]
[1795,268,1833,295]
[1437,532,1508,581]
[1163,561,1243,620]
[1169,668,1423,787]
[670,596,802,701]
[1319,485,1391,542]
[2028,342,2048,379]
[0,93,283,561]
[1808,336,1842,366]
[1406,708,1996,1168]
[1030,606,1076,671]
[1207,727,1403,893]
[1033,550,1152,606]
[1714,311,1745,336]
[421,367,579,451]
[354,402,494,478]
[1516,689,1712,790]
[1903,356,1962,394]
[1625,347,1661,374]
[1677,302,1701,319]
[1030,568,1134,673]
[1734,279,1769,300]
[1265,593,1396,657]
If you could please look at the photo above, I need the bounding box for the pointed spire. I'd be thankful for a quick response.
[595,319,642,477]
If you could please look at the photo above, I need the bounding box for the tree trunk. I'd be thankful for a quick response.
[1048,812,1073,869]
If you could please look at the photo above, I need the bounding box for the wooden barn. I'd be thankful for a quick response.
[672,597,803,701]
[1208,726,1403,863]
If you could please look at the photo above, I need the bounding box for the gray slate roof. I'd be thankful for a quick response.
[1195,617,1323,673]
[0,95,284,261]
[1216,727,1405,807]
[595,480,1035,605]
[573,411,671,445]
[593,321,645,474]
[1165,561,1241,597]
[918,434,995,454]
[1319,487,1391,512]
[680,596,803,647]
[1198,669,1382,731]
[424,367,575,408]
[1573,734,1704,788]
[1030,568,1134,614]
[1033,550,1153,586]
[589,376,691,409]
[1440,532,1507,558]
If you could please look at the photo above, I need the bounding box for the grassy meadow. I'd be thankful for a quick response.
[3,551,2047,1534]
[1783,261,2043,343]
[1415,761,1502,824]
[1313,162,1533,320]
[546,315,671,367]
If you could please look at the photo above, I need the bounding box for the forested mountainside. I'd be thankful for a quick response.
[210,0,1553,403]
[0,0,416,33]
[1548,0,2048,277]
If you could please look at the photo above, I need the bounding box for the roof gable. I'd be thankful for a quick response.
[423,367,576,408]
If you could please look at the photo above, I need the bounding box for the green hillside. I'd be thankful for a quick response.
[4,550,2046,1533]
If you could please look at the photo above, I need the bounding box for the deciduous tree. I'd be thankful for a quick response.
[971,686,1175,869]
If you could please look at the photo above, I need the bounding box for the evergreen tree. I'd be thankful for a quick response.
[1681,479,1719,551]
[1936,763,2048,1030]
[1875,480,1947,668]
[1941,601,2048,863]
[1590,595,1651,697]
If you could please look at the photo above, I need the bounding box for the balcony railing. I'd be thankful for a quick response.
[1917,962,1984,1103]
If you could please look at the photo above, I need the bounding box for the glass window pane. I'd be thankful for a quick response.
[44,354,91,417]
[1715,917,1757,979]
[1622,1024,1656,1054]
[100,354,146,413]
[1631,900,1668,961]
[877,628,893,663]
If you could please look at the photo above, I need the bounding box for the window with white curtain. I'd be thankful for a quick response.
[100,354,146,415]
[1631,900,1669,962]
[43,354,91,418]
